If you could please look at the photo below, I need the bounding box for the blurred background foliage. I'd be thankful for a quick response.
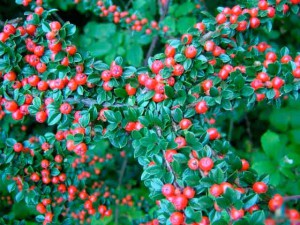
[0,0,300,224]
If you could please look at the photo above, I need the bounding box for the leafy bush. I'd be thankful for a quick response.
[0,0,300,225]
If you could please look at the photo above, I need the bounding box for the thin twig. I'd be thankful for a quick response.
[0,18,23,27]
[144,0,171,65]
[125,0,133,10]
[283,195,300,201]
[228,118,234,141]
[52,12,65,25]
[155,126,181,189]
[66,97,131,108]
[245,114,253,145]
[114,156,128,225]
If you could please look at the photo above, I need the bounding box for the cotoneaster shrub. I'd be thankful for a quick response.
[0,0,300,225]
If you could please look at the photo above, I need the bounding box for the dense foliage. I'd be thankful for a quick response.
[0,0,300,225]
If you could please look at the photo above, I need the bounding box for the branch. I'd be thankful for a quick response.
[0,18,23,27]
[125,0,133,10]
[52,12,64,25]
[155,126,181,189]
[283,195,300,201]
[114,156,128,225]
[66,97,132,108]
[144,0,171,65]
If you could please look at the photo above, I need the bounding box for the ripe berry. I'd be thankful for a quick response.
[179,118,192,130]
[272,77,284,89]
[210,184,223,197]
[165,149,177,162]
[236,21,248,32]
[216,13,227,24]
[185,46,197,58]
[195,101,208,114]
[12,110,23,120]
[181,34,193,44]
[232,5,242,15]
[241,159,250,171]
[253,182,268,194]
[170,212,184,225]
[204,41,215,52]
[198,216,210,225]
[173,194,188,210]
[151,60,164,74]
[250,17,260,29]
[125,122,136,132]
[162,184,175,197]
[188,158,199,170]
[152,93,165,103]
[207,128,220,140]
[173,64,184,76]
[101,70,112,82]
[230,207,244,220]
[183,187,195,199]
[174,136,186,148]
[5,101,18,112]
[60,103,72,114]
[36,111,47,123]
[125,83,137,96]
[293,67,300,78]
[202,79,213,92]
[4,71,17,81]
[50,21,61,31]
[110,65,123,78]
[258,0,268,10]
[36,203,46,214]
[13,143,24,153]
[165,45,176,57]
[199,157,214,172]
[75,73,87,85]
[145,78,157,90]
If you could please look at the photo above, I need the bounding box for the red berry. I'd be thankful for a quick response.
[258,0,268,10]
[216,13,227,24]
[179,118,192,130]
[36,111,47,123]
[195,101,208,114]
[174,136,186,148]
[5,101,18,112]
[210,184,223,197]
[173,194,188,210]
[204,41,215,52]
[170,212,184,225]
[230,208,244,220]
[241,159,250,171]
[183,187,195,199]
[199,157,214,172]
[165,46,176,57]
[165,149,177,162]
[185,46,197,58]
[253,182,268,194]
[207,128,220,140]
[272,77,284,89]
[181,34,193,44]
[13,143,24,153]
[250,17,260,29]
[125,83,137,96]
[173,64,184,76]
[110,65,123,78]
[151,60,164,74]
[162,184,175,197]
[293,67,300,78]
[188,158,199,170]
[60,103,72,114]
[36,203,46,214]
